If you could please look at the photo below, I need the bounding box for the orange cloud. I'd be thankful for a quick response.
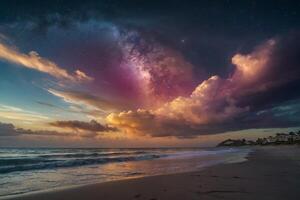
[0,42,93,82]
[231,39,275,85]
[107,76,249,137]
[107,38,296,137]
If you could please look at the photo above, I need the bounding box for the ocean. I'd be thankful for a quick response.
[0,147,251,199]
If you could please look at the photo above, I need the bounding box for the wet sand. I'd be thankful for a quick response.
[8,146,300,200]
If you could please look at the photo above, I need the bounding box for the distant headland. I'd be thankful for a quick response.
[217,131,300,147]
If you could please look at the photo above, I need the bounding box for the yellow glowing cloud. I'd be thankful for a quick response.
[231,39,275,83]
[0,42,93,82]
[106,40,279,137]
[107,75,249,137]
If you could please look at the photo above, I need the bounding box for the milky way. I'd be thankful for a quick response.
[0,1,299,147]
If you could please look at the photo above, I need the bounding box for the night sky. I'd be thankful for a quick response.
[0,0,299,147]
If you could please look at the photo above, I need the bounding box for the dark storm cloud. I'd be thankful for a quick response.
[49,120,118,132]
[1,0,298,48]
[0,122,19,136]
[0,122,72,137]
[236,32,300,111]
[1,0,298,78]
[0,121,116,138]
[1,1,298,27]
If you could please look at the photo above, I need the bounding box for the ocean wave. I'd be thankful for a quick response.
[0,158,56,166]
[37,151,148,159]
[0,148,245,174]
[0,154,163,174]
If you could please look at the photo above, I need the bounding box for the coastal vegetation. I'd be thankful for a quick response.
[217,131,300,147]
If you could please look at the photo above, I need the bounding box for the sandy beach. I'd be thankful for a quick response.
[6,146,300,200]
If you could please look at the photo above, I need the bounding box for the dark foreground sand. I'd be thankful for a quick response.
[8,146,300,200]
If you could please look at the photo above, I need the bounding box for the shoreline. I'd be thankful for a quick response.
[1,149,250,200]
[5,145,300,200]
